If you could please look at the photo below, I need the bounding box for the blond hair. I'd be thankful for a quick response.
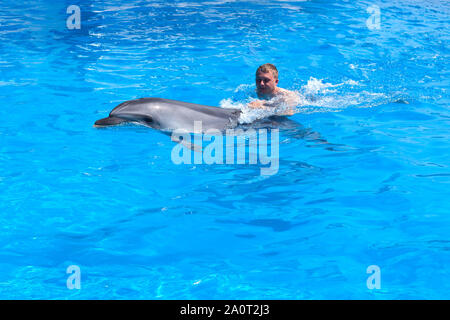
[256,63,278,80]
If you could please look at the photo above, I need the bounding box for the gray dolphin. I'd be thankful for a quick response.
[94,97,305,150]
[94,97,242,133]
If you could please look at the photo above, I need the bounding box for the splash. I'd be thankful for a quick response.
[220,77,389,123]
[296,77,388,113]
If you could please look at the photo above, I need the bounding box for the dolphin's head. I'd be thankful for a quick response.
[109,98,164,128]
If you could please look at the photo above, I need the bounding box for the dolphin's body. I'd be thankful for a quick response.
[95,97,242,133]
[94,97,332,151]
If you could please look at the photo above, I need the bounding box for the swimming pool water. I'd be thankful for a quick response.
[0,0,449,299]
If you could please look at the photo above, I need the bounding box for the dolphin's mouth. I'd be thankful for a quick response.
[113,113,160,129]
[114,113,153,123]
[94,116,128,127]
[136,114,153,124]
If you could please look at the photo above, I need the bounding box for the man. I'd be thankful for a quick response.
[247,63,298,115]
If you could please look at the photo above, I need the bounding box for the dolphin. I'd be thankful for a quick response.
[94,97,306,150]
[94,97,242,133]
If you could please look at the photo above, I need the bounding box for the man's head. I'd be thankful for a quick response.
[255,63,279,98]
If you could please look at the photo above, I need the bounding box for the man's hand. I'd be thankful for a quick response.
[247,100,266,109]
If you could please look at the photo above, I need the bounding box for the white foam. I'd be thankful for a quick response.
[220,77,388,120]
[219,98,243,110]
[302,77,340,95]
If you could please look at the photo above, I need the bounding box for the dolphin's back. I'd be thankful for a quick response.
[131,98,238,118]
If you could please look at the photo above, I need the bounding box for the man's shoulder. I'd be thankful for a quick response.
[275,87,300,107]
[276,87,297,98]
[277,87,294,94]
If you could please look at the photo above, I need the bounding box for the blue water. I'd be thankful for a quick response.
[0,0,449,299]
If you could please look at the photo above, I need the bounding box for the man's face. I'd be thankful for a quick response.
[256,71,278,98]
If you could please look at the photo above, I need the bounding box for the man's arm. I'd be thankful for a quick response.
[247,100,273,109]
[247,90,298,115]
